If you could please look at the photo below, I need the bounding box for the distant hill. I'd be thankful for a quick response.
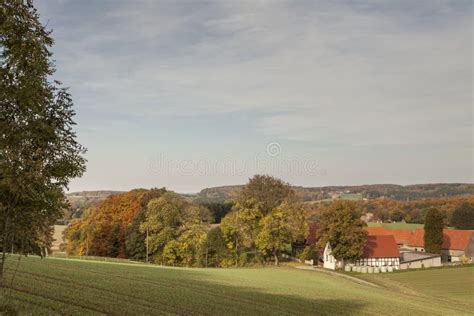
[193,183,474,204]
[63,184,474,218]
[66,191,123,219]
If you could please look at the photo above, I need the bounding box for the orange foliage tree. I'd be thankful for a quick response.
[64,189,148,258]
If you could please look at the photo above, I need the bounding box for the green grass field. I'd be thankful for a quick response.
[367,222,424,230]
[1,256,472,315]
[361,266,474,307]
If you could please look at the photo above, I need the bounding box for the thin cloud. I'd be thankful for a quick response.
[35,1,472,191]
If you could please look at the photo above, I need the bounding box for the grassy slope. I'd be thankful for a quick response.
[1,257,472,315]
[361,266,474,307]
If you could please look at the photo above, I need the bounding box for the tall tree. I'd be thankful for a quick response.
[140,192,210,266]
[202,227,228,267]
[424,208,444,254]
[451,202,474,230]
[255,207,292,266]
[317,201,367,265]
[221,175,299,265]
[237,175,294,216]
[124,188,167,260]
[0,0,86,282]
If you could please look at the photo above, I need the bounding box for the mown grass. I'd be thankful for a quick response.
[0,256,472,315]
[367,222,424,230]
[361,266,474,307]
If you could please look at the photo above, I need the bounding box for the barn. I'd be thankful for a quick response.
[408,229,474,263]
[399,252,441,269]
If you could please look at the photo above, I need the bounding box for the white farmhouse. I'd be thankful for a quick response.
[323,235,401,270]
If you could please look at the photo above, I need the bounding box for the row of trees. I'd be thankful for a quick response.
[65,175,312,266]
[307,196,474,229]
[65,174,469,267]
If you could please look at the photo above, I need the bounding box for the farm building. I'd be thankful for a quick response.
[407,229,474,263]
[323,235,401,270]
[399,252,441,270]
[366,227,413,247]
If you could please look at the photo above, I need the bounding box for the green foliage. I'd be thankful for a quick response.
[255,207,292,265]
[298,246,318,262]
[0,0,86,280]
[451,202,474,229]
[198,201,233,223]
[238,175,294,216]
[124,209,146,260]
[220,175,307,266]
[202,227,229,267]
[389,209,404,222]
[106,223,121,258]
[317,201,367,262]
[140,192,209,266]
[424,208,444,254]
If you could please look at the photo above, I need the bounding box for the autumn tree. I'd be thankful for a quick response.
[221,175,303,265]
[140,192,210,266]
[317,201,367,265]
[424,208,444,254]
[237,174,294,215]
[220,210,252,265]
[0,0,86,282]
[451,202,474,230]
[64,190,144,257]
[255,207,292,266]
[125,188,167,260]
[283,201,310,245]
[124,209,147,260]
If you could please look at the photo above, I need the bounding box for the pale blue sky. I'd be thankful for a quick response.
[36,0,473,193]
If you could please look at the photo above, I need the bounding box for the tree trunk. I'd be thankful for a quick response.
[0,248,6,285]
[0,215,10,285]
[274,251,279,266]
[235,238,239,267]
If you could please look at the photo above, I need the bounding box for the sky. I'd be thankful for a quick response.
[36,0,473,193]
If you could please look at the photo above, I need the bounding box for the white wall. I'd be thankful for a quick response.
[323,242,337,270]
[400,256,441,270]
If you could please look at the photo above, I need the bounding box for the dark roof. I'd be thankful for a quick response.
[363,235,400,258]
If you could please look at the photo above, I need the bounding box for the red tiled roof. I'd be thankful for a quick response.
[363,235,400,258]
[410,228,424,247]
[366,227,388,235]
[366,227,413,245]
[409,228,474,250]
